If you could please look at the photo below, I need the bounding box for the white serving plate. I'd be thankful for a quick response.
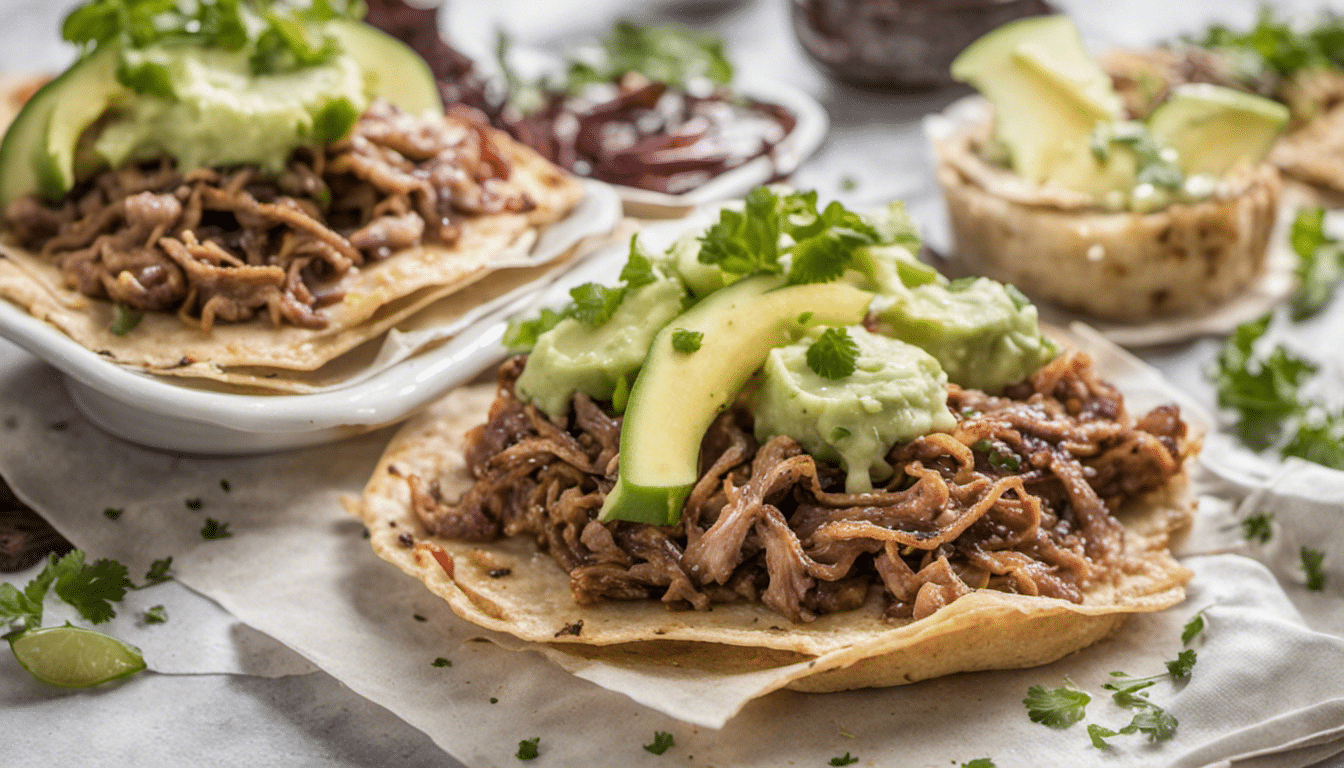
[0,180,623,455]
[610,76,830,218]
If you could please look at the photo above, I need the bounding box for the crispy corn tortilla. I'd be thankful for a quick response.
[0,126,585,372]
[356,376,1195,693]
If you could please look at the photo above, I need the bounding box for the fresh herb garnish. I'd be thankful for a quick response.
[1182,609,1207,645]
[1024,681,1090,727]
[1302,547,1327,590]
[567,282,627,326]
[1213,314,1316,450]
[962,760,995,768]
[643,731,675,755]
[1196,7,1344,79]
[830,426,851,442]
[0,550,132,634]
[143,556,173,585]
[143,604,167,624]
[1242,513,1274,544]
[1282,412,1344,468]
[516,737,540,760]
[1289,207,1344,319]
[1088,723,1118,749]
[311,96,359,144]
[185,498,203,511]
[1166,649,1197,680]
[1120,706,1179,742]
[806,327,859,380]
[565,20,732,91]
[828,753,859,766]
[619,236,659,288]
[109,303,143,335]
[220,479,231,492]
[200,518,232,540]
[103,507,123,520]
[839,175,859,192]
[432,656,451,667]
[503,307,564,351]
[671,328,703,354]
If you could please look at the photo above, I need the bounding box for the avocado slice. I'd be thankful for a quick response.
[327,20,443,115]
[951,15,1123,185]
[598,275,874,526]
[1147,83,1288,177]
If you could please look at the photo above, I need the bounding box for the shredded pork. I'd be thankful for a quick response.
[410,352,1192,624]
[3,101,533,331]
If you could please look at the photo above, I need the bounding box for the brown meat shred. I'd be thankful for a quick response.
[410,351,1192,623]
[3,101,533,330]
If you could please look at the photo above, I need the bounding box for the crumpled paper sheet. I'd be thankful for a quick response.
[3,326,1344,767]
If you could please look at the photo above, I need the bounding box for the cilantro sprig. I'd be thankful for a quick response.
[1288,208,1344,320]
[1024,681,1090,727]
[0,550,133,636]
[643,731,675,755]
[63,0,365,78]
[1196,7,1344,79]
[565,20,732,91]
[806,327,859,380]
[1302,547,1327,591]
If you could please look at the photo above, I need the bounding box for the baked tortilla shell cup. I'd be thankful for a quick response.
[355,380,1196,693]
[935,125,1280,322]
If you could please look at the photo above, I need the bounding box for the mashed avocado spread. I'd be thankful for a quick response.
[94,46,368,175]
[753,326,956,493]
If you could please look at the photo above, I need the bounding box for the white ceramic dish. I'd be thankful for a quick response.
[0,180,623,455]
[610,76,830,218]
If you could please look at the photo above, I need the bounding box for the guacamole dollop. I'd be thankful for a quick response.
[752,325,956,494]
[874,277,1057,393]
[516,276,688,417]
[94,45,369,175]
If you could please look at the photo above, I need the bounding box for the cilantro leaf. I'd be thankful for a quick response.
[1283,411,1344,470]
[103,507,124,520]
[806,327,859,380]
[1289,207,1344,320]
[1302,547,1327,591]
[1213,315,1316,449]
[566,282,627,326]
[698,187,786,277]
[143,557,173,585]
[0,582,45,635]
[643,731,675,755]
[1102,672,1159,708]
[503,308,564,351]
[1088,723,1118,749]
[788,232,852,284]
[962,760,996,768]
[144,605,167,624]
[1166,649,1197,680]
[1024,682,1090,728]
[201,518,233,540]
[619,236,658,288]
[516,737,540,760]
[312,97,360,144]
[432,657,451,667]
[1195,7,1344,78]
[1241,513,1274,544]
[580,20,733,89]
[1120,706,1179,742]
[51,551,132,625]
[829,753,859,766]
[671,328,703,354]
[1182,611,1207,645]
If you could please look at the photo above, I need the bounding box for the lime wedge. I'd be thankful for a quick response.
[10,625,146,687]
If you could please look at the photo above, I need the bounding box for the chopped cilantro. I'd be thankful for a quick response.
[1289,207,1344,319]
[516,737,540,760]
[109,304,143,335]
[644,731,675,755]
[839,175,859,192]
[1120,706,1179,742]
[797,311,815,325]
[671,328,703,354]
[1088,723,1118,749]
[962,760,996,768]
[1195,7,1344,78]
[503,307,564,351]
[829,753,859,766]
[1302,547,1327,591]
[185,498,203,511]
[103,507,123,521]
[806,327,859,380]
[1182,610,1207,645]
[1242,513,1274,544]
[947,276,979,292]
[143,557,173,585]
[567,282,627,326]
[432,657,451,667]
[1282,411,1344,469]
[143,605,167,624]
[312,97,359,144]
[413,614,427,622]
[1024,682,1090,727]
[1102,672,1159,708]
[200,518,232,540]
[490,697,499,704]
[830,426,851,442]
[1213,315,1315,449]
[619,236,658,288]
[1166,649,1197,680]
[220,479,231,492]
[565,20,732,91]
[1,550,132,632]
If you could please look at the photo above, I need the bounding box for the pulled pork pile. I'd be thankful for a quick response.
[3,101,533,331]
[410,352,1191,624]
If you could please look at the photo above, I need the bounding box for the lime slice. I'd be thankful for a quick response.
[10,625,146,687]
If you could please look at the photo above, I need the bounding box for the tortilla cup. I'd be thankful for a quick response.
[356,376,1195,692]
[934,121,1281,322]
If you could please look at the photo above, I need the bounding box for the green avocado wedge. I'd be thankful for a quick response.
[326,19,443,115]
[598,275,874,526]
[1147,83,1288,177]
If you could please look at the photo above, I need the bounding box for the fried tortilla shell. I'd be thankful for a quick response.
[0,138,584,372]
[934,122,1280,322]
[356,378,1194,692]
